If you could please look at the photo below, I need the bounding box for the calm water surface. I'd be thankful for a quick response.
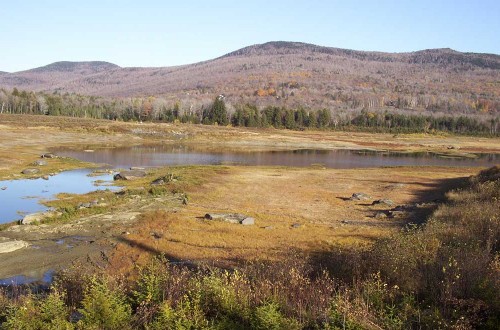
[55,145,500,169]
[0,169,116,224]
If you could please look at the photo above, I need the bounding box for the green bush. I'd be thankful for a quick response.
[3,290,73,330]
[251,302,300,330]
[77,277,132,330]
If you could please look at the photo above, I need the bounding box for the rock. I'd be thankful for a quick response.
[349,192,371,201]
[32,160,48,166]
[291,223,302,228]
[42,175,49,180]
[22,211,53,225]
[151,232,163,239]
[21,168,40,175]
[151,173,178,185]
[241,217,255,225]
[113,170,147,180]
[204,213,254,225]
[151,178,165,185]
[0,238,30,253]
[1,186,6,190]
[264,226,274,230]
[374,211,388,219]
[41,153,56,158]
[372,199,394,206]
[78,202,92,209]
[130,167,146,170]
[389,210,406,218]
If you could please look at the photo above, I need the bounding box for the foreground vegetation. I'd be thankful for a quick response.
[1,166,498,329]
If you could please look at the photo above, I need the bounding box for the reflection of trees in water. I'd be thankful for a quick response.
[53,146,499,169]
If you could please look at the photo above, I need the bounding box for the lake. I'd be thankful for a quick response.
[54,145,500,169]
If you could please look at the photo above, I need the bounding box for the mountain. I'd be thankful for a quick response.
[0,42,498,113]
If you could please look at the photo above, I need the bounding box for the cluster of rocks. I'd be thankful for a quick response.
[21,153,57,176]
[204,213,255,225]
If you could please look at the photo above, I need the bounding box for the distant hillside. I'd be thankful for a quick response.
[27,61,120,73]
[0,41,498,114]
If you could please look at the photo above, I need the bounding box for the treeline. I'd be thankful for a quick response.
[0,88,498,136]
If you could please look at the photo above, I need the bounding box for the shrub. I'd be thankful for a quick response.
[251,302,300,330]
[77,277,132,330]
[3,290,73,330]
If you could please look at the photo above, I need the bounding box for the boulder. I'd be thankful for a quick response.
[291,223,302,228]
[22,212,46,225]
[374,211,388,219]
[22,211,59,225]
[113,170,147,180]
[32,160,48,166]
[241,217,255,225]
[204,213,254,225]
[21,168,40,175]
[372,199,394,206]
[41,153,56,158]
[0,238,29,254]
[151,173,177,185]
[1,186,6,190]
[349,192,371,201]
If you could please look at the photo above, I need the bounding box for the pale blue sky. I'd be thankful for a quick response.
[1,0,499,72]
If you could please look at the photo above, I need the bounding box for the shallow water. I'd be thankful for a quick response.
[55,145,500,169]
[0,169,116,224]
[0,269,54,287]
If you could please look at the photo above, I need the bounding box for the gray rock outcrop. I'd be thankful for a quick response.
[349,192,371,201]
[21,168,40,175]
[0,238,29,254]
[204,213,255,225]
[113,170,147,180]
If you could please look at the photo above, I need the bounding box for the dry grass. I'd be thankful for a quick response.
[108,165,477,273]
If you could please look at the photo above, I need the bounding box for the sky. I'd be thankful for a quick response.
[1,0,499,72]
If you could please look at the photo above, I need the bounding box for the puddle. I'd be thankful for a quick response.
[0,269,55,287]
[0,169,118,224]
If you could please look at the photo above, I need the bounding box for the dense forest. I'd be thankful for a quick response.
[1,88,497,136]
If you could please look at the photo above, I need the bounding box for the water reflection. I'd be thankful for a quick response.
[0,169,116,224]
[55,145,499,169]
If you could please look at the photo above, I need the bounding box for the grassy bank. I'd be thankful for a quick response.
[1,166,498,329]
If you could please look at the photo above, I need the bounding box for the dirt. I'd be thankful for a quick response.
[0,114,498,280]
